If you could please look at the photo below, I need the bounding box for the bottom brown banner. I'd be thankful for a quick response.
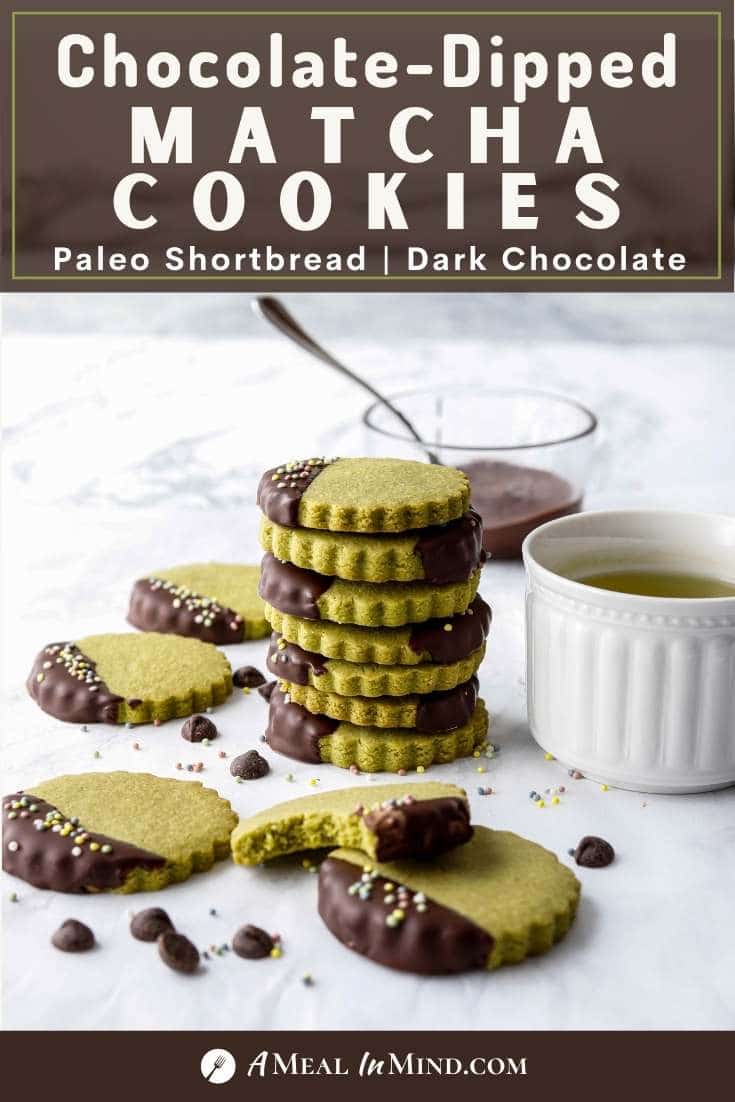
[0,1030,730,1098]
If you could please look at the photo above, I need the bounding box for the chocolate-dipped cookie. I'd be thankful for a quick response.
[319,827,580,974]
[258,457,469,533]
[231,781,472,867]
[27,633,232,725]
[3,772,236,893]
[128,562,268,643]
[264,686,489,771]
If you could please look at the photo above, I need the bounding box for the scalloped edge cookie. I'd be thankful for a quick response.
[27,634,233,726]
[323,827,580,972]
[3,772,237,894]
[283,675,479,732]
[258,457,470,533]
[263,595,491,666]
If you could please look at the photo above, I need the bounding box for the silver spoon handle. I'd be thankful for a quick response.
[252,296,440,464]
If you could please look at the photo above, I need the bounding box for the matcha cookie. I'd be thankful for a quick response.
[265,686,489,770]
[258,457,469,533]
[267,632,485,697]
[128,562,268,643]
[27,633,232,725]
[284,676,479,733]
[259,509,485,584]
[259,553,480,627]
[266,595,491,666]
[3,772,237,893]
[231,782,471,867]
[319,826,580,974]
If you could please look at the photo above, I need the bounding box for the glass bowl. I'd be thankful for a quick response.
[362,385,598,558]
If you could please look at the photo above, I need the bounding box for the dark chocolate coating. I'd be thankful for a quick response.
[265,686,338,764]
[409,595,491,663]
[127,577,245,644]
[414,676,478,733]
[258,553,333,620]
[26,643,122,725]
[3,792,165,893]
[318,857,492,975]
[257,459,332,526]
[365,797,473,862]
[414,508,486,583]
[267,633,327,685]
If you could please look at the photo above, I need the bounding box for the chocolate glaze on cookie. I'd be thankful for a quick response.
[318,857,492,975]
[2,792,165,892]
[265,686,338,763]
[414,676,479,733]
[27,643,123,725]
[127,577,245,644]
[257,458,334,526]
[258,553,333,620]
[414,508,487,583]
[409,596,491,663]
[364,797,473,862]
[267,633,327,685]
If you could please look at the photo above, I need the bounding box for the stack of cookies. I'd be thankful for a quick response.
[256,457,492,772]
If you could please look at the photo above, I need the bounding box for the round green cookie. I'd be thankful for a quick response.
[3,772,237,894]
[264,595,492,666]
[266,686,490,771]
[259,510,483,584]
[260,553,481,627]
[128,562,268,643]
[321,827,580,973]
[231,781,470,867]
[283,675,479,732]
[27,633,232,726]
[258,457,470,532]
[268,633,485,697]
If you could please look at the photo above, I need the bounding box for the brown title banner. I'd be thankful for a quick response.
[2,0,733,291]
[2,1029,734,1098]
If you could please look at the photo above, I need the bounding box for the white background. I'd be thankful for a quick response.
[2,293,734,1030]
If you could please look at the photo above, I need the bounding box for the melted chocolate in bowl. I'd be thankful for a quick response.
[463,459,582,559]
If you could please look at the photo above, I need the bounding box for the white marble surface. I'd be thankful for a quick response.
[2,293,735,1031]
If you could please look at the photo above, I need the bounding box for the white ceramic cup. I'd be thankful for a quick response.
[523,510,735,793]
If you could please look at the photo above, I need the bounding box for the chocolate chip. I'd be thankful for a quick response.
[257,680,277,701]
[130,906,174,942]
[158,930,199,974]
[232,924,274,959]
[51,918,95,952]
[574,836,615,868]
[230,750,270,780]
[234,666,267,689]
[181,715,218,742]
